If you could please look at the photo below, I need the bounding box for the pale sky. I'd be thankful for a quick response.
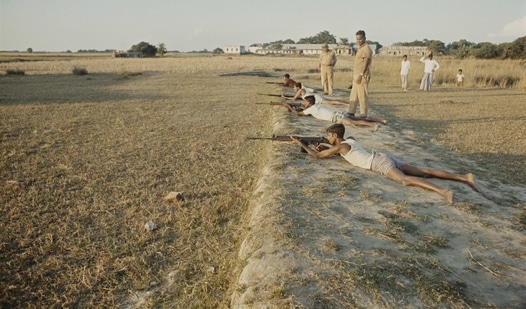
[1,0,525,52]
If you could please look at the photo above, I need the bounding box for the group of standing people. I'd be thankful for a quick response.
[401,52,465,91]
[400,52,440,91]
[263,29,480,204]
[317,30,373,119]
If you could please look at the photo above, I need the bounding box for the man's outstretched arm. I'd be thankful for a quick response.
[290,137,341,158]
[281,103,305,116]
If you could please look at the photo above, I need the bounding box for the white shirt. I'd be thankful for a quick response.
[340,139,374,170]
[400,60,411,75]
[420,57,439,73]
[302,104,336,121]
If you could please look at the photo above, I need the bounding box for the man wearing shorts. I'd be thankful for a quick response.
[279,95,381,130]
[290,124,480,204]
[283,83,387,125]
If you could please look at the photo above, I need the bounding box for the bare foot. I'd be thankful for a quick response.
[444,190,454,204]
[372,124,379,132]
[466,173,480,192]
[381,120,388,125]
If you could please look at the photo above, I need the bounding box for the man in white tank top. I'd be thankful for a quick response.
[289,124,480,205]
[278,96,383,130]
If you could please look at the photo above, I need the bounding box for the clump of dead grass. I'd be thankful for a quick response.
[5,69,25,75]
[72,66,88,75]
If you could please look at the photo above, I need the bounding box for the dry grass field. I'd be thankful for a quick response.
[1,53,525,308]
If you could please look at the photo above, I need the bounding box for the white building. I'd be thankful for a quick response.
[379,46,428,56]
[224,45,246,55]
[247,43,262,54]
[250,44,353,56]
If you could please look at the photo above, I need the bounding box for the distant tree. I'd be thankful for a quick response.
[393,40,427,46]
[472,42,500,59]
[267,39,294,50]
[77,49,101,53]
[339,37,350,46]
[426,40,446,55]
[27,47,33,53]
[129,41,157,57]
[297,30,337,44]
[499,36,526,59]
[268,41,284,50]
[213,48,224,55]
[447,39,476,58]
[189,49,209,54]
[157,43,167,56]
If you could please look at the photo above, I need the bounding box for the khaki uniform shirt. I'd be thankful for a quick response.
[354,44,373,78]
[319,50,337,67]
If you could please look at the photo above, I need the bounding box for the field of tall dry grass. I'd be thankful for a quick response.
[1,53,525,308]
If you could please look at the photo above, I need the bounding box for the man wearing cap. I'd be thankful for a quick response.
[347,30,373,118]
[318,43,337,96]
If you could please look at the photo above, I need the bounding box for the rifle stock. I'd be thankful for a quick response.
[246,135,329,153]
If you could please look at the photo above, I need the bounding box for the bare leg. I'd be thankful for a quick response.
[341,117,376,129]
[402,165,480,192]
[386,167,455,204]
[321,98,350,107]
[348,114,387,125]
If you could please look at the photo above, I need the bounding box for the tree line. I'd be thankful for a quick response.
[265,31,525,60]
[392,37,526,59]
[127,34,525,59]
[20,31,524,59]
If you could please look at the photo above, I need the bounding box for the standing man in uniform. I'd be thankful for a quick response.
[318,44,337,96]
[347,30,373,118]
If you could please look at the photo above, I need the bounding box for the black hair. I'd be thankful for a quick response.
[356,30,366,38]
[283,73,290,78]
[327,124,345,138]
[294,82,302,88]
[304,95,315,106]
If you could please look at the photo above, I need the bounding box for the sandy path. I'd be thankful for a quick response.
[232,92,526,308]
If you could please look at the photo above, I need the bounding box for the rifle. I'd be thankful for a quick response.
[255,101,304,112]
[255,101,302,107]
[257,93,295,98]
[246,135,330,153]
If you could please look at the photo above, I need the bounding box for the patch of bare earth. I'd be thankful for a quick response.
[232,84,525,308]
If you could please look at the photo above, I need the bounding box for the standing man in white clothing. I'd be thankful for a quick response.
[400,54,411,91]
[419,53,440,91]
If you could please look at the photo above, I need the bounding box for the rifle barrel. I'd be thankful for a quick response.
[257,93,282,97]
